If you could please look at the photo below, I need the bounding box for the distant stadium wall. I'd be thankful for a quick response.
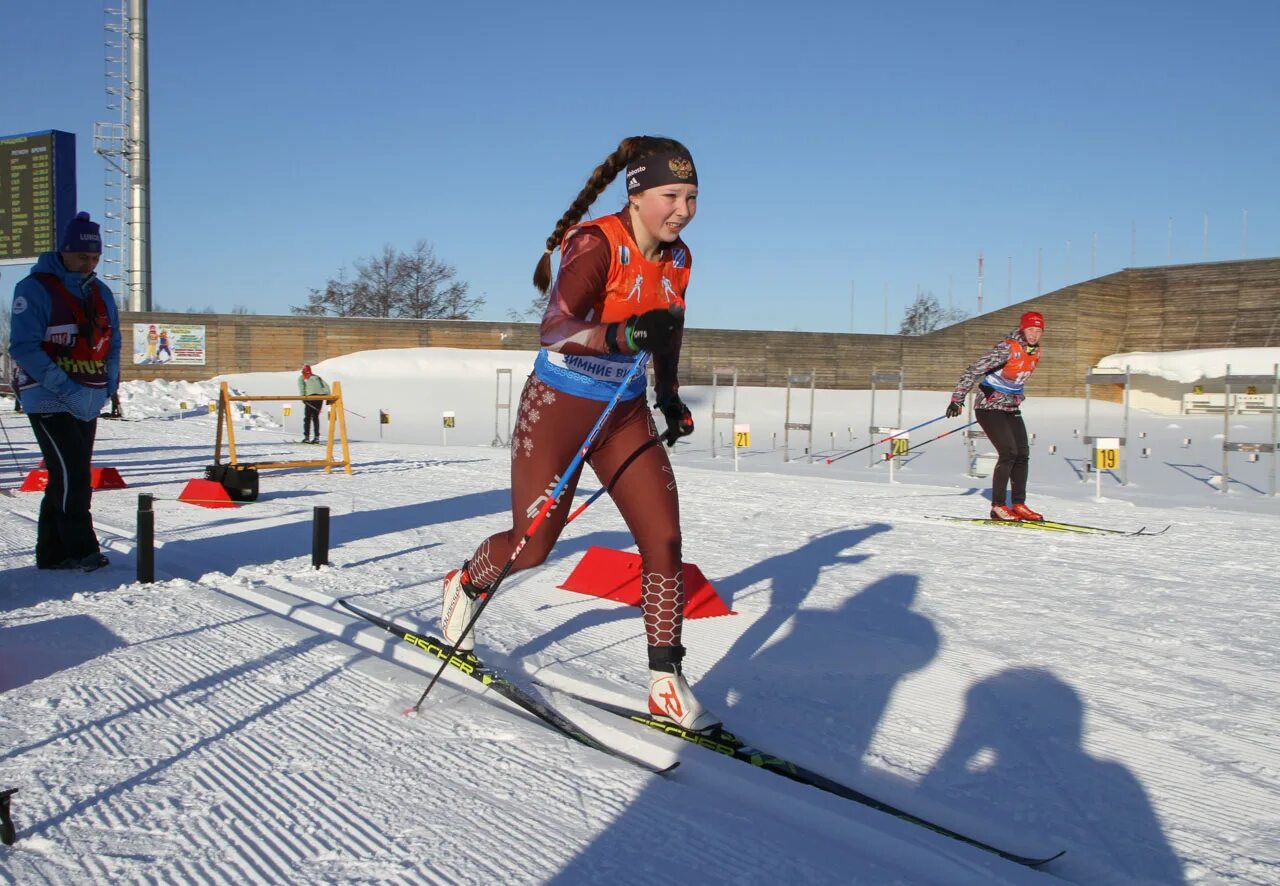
[121,257,1280,401]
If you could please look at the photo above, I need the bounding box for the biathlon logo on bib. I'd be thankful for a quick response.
[661,277,677,304]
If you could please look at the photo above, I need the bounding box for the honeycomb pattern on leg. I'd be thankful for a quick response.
[641,569,685,648]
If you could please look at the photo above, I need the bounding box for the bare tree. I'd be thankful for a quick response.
[294,267,361,317]
[398,241,483,319]
[507,293,547,323]
[351,245,404,319]
[293,242,480,320]
[899,291,968,335]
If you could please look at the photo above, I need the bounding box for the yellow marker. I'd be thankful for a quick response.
[1095,445,1120,471]
[890,437,909,457]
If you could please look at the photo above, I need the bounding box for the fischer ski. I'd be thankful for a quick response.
[1032,518,1168,536]
[928,515,1167,537]
[338,599,676,775]
[557,694,1064,868]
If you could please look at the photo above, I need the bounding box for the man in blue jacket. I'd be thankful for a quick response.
[8,212,122,571]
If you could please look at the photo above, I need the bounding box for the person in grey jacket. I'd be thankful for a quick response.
[8,212,122,571]
[297,364,331,443]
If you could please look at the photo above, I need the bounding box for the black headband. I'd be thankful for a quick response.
[625,152,698,193]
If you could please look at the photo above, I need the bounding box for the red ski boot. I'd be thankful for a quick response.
[990,504,1020,521]
[1010,503,1043,521]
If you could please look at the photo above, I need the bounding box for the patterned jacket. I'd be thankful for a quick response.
[950,329,1041,412]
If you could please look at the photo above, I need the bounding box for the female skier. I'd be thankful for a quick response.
[946,311,1046,522]
[440,136,718,732]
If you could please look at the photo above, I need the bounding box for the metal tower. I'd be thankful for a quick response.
[94,2,129,290]
[93,0,152,311]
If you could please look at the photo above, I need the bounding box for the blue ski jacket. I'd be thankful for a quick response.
[8,252,122,419]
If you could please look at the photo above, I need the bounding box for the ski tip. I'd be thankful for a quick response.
[1029,849,1067,867]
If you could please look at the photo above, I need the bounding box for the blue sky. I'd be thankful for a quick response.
[3,1,1277,333]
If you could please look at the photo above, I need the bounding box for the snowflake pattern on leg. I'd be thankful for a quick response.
[511,379,554,460]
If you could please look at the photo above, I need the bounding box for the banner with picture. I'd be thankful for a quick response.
[132,323,207,365]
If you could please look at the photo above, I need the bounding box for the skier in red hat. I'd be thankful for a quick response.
[946,311,1045,521]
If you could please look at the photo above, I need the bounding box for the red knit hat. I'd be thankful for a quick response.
[1019,311,1045,331]
[302,365,313,378]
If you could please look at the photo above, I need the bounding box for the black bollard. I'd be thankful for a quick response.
[312,506,330,569]
[137,494,155,584]
[0,787,17,845]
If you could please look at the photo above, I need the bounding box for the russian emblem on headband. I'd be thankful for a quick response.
[668,157,694,180]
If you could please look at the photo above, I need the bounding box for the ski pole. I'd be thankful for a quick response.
[826,415,947,464]
[884,420,977,461]
[565,434,664,524]
[408,352,652,713]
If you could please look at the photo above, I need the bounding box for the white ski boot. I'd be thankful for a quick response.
[441,564,482,652]
[647,645,720,733]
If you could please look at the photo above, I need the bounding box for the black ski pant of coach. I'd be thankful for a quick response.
[303,401,323,441]
[28,412,101,567]
[975,408,1030,507]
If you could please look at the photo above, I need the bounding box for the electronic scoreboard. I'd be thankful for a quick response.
[0,130,77,264]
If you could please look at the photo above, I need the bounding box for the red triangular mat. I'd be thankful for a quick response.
[559,546,735,618]
[20,466,127,491]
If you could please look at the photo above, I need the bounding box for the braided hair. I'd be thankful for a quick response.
[532,135,692,295]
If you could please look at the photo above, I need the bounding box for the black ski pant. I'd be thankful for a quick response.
[975,408,1030,506]
[28,411,101,566]
[303,401,323,440]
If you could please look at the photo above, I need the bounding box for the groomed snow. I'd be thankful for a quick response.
[2,346,1278,885]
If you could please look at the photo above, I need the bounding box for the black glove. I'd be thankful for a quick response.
[625,306,683,354]
[945,400,963,419]
[656,396,694,447]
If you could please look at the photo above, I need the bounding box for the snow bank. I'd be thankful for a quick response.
[1096,347,1280,383]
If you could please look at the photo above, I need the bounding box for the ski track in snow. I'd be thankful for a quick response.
[2,374,1279,885]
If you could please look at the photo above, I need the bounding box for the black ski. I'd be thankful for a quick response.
[338,599,676,775]
[560,694,1064,868]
